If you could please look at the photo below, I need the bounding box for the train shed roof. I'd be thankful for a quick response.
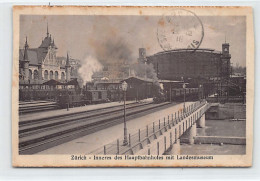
[94,79,122,85]
[121,76,154,85]
[158,80,184,83]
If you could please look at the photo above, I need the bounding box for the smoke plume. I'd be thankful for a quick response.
[131,63,159,85]
[79,19,160,85]
[88,37,160,82]
[78,56,103,84]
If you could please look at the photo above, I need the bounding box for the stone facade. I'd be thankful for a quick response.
[19,25,71,84]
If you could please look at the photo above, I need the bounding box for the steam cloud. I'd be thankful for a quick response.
[78,56,103,84]
[96,38,134,65]
[131,63,159,85]
[78,20,159,85]
[88,37,159,82]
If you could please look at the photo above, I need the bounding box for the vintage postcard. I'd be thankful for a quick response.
[12,6,254,167]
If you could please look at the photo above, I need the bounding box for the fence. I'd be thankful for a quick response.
[90,101,208,155]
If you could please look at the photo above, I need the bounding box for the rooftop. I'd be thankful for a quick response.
[121,76,155,84]
[148,48,222,57]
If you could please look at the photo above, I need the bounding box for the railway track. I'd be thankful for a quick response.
[19,101,174,154]
[19,101,59,114]
[19,102,152,137]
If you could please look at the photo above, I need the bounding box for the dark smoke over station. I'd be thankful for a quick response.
[78,34,160,86]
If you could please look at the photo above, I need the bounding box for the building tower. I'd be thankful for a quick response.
[65,52,71,82]
[138,48,148,79]
[23,37,30,81]
[220,41,232,100]
[38,23,58,61]
[138,48,147,63]
[221,42,231,78]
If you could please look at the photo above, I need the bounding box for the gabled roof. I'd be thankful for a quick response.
[19,48,39,65]
[36,48,48,64]
[159,79,184,83]
[19,47,50,66]
[39,35,58,49]
[121,76,154,84]
[39,36,52,48]
[95,79,122,84]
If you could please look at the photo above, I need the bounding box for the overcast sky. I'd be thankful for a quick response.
[20,15,246,67]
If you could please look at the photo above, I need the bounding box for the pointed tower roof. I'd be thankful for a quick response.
[25,36,29,48]
[223,34,229,45]
[39,23,58,49]
[23,36,29,61]
[66,52,71,67]
[47,22,49,37]
[52,38,58,49]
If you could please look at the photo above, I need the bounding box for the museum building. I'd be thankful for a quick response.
[19,25,72,86]
[138,42,231,81]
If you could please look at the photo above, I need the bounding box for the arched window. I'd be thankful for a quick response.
[29,69,32,80]
[55,71,59,80]
[61,72,65,81]
[33,70,38,80]
[44,70,48,80]
[50,71,53,80]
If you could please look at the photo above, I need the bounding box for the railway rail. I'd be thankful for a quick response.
[19,101,59,114]
[19,101,174,154]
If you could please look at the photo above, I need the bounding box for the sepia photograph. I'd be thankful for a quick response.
[12,6,254,167]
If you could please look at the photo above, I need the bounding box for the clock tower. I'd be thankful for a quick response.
[222,42,230,57]
[221,42,231,78]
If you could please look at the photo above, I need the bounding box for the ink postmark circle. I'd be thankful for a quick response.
[157,9,204,51]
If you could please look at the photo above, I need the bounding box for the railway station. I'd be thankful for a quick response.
[18,23,246,156]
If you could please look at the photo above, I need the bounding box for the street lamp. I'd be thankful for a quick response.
[183,83,186,113]
[199,84,202,102]
[122,81,128,145]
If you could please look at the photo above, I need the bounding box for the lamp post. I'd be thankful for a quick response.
[183,83,186,113]
[122,81,128,145]
[169,85,172,102]
[199,84,202,102]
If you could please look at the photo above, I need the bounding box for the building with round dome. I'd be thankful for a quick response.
[139,43,231,82]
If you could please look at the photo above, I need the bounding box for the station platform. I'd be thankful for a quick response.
[19,100,56,105]
[36,101,194,155]
[20,98,153,122]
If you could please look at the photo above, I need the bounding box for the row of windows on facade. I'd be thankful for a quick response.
[28,69,66,80]
[19,85,76,90]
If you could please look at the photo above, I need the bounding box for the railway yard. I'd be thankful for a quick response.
[35,101,192,155]
[19,99,182,154]
[17,75,245,155]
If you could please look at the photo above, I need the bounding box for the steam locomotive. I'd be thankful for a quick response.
[19,78,201,108]
[153,87,200,103]
[56,89,109,108]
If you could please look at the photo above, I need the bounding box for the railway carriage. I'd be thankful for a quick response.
[154,87,201,103]
[88,90,108,103]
